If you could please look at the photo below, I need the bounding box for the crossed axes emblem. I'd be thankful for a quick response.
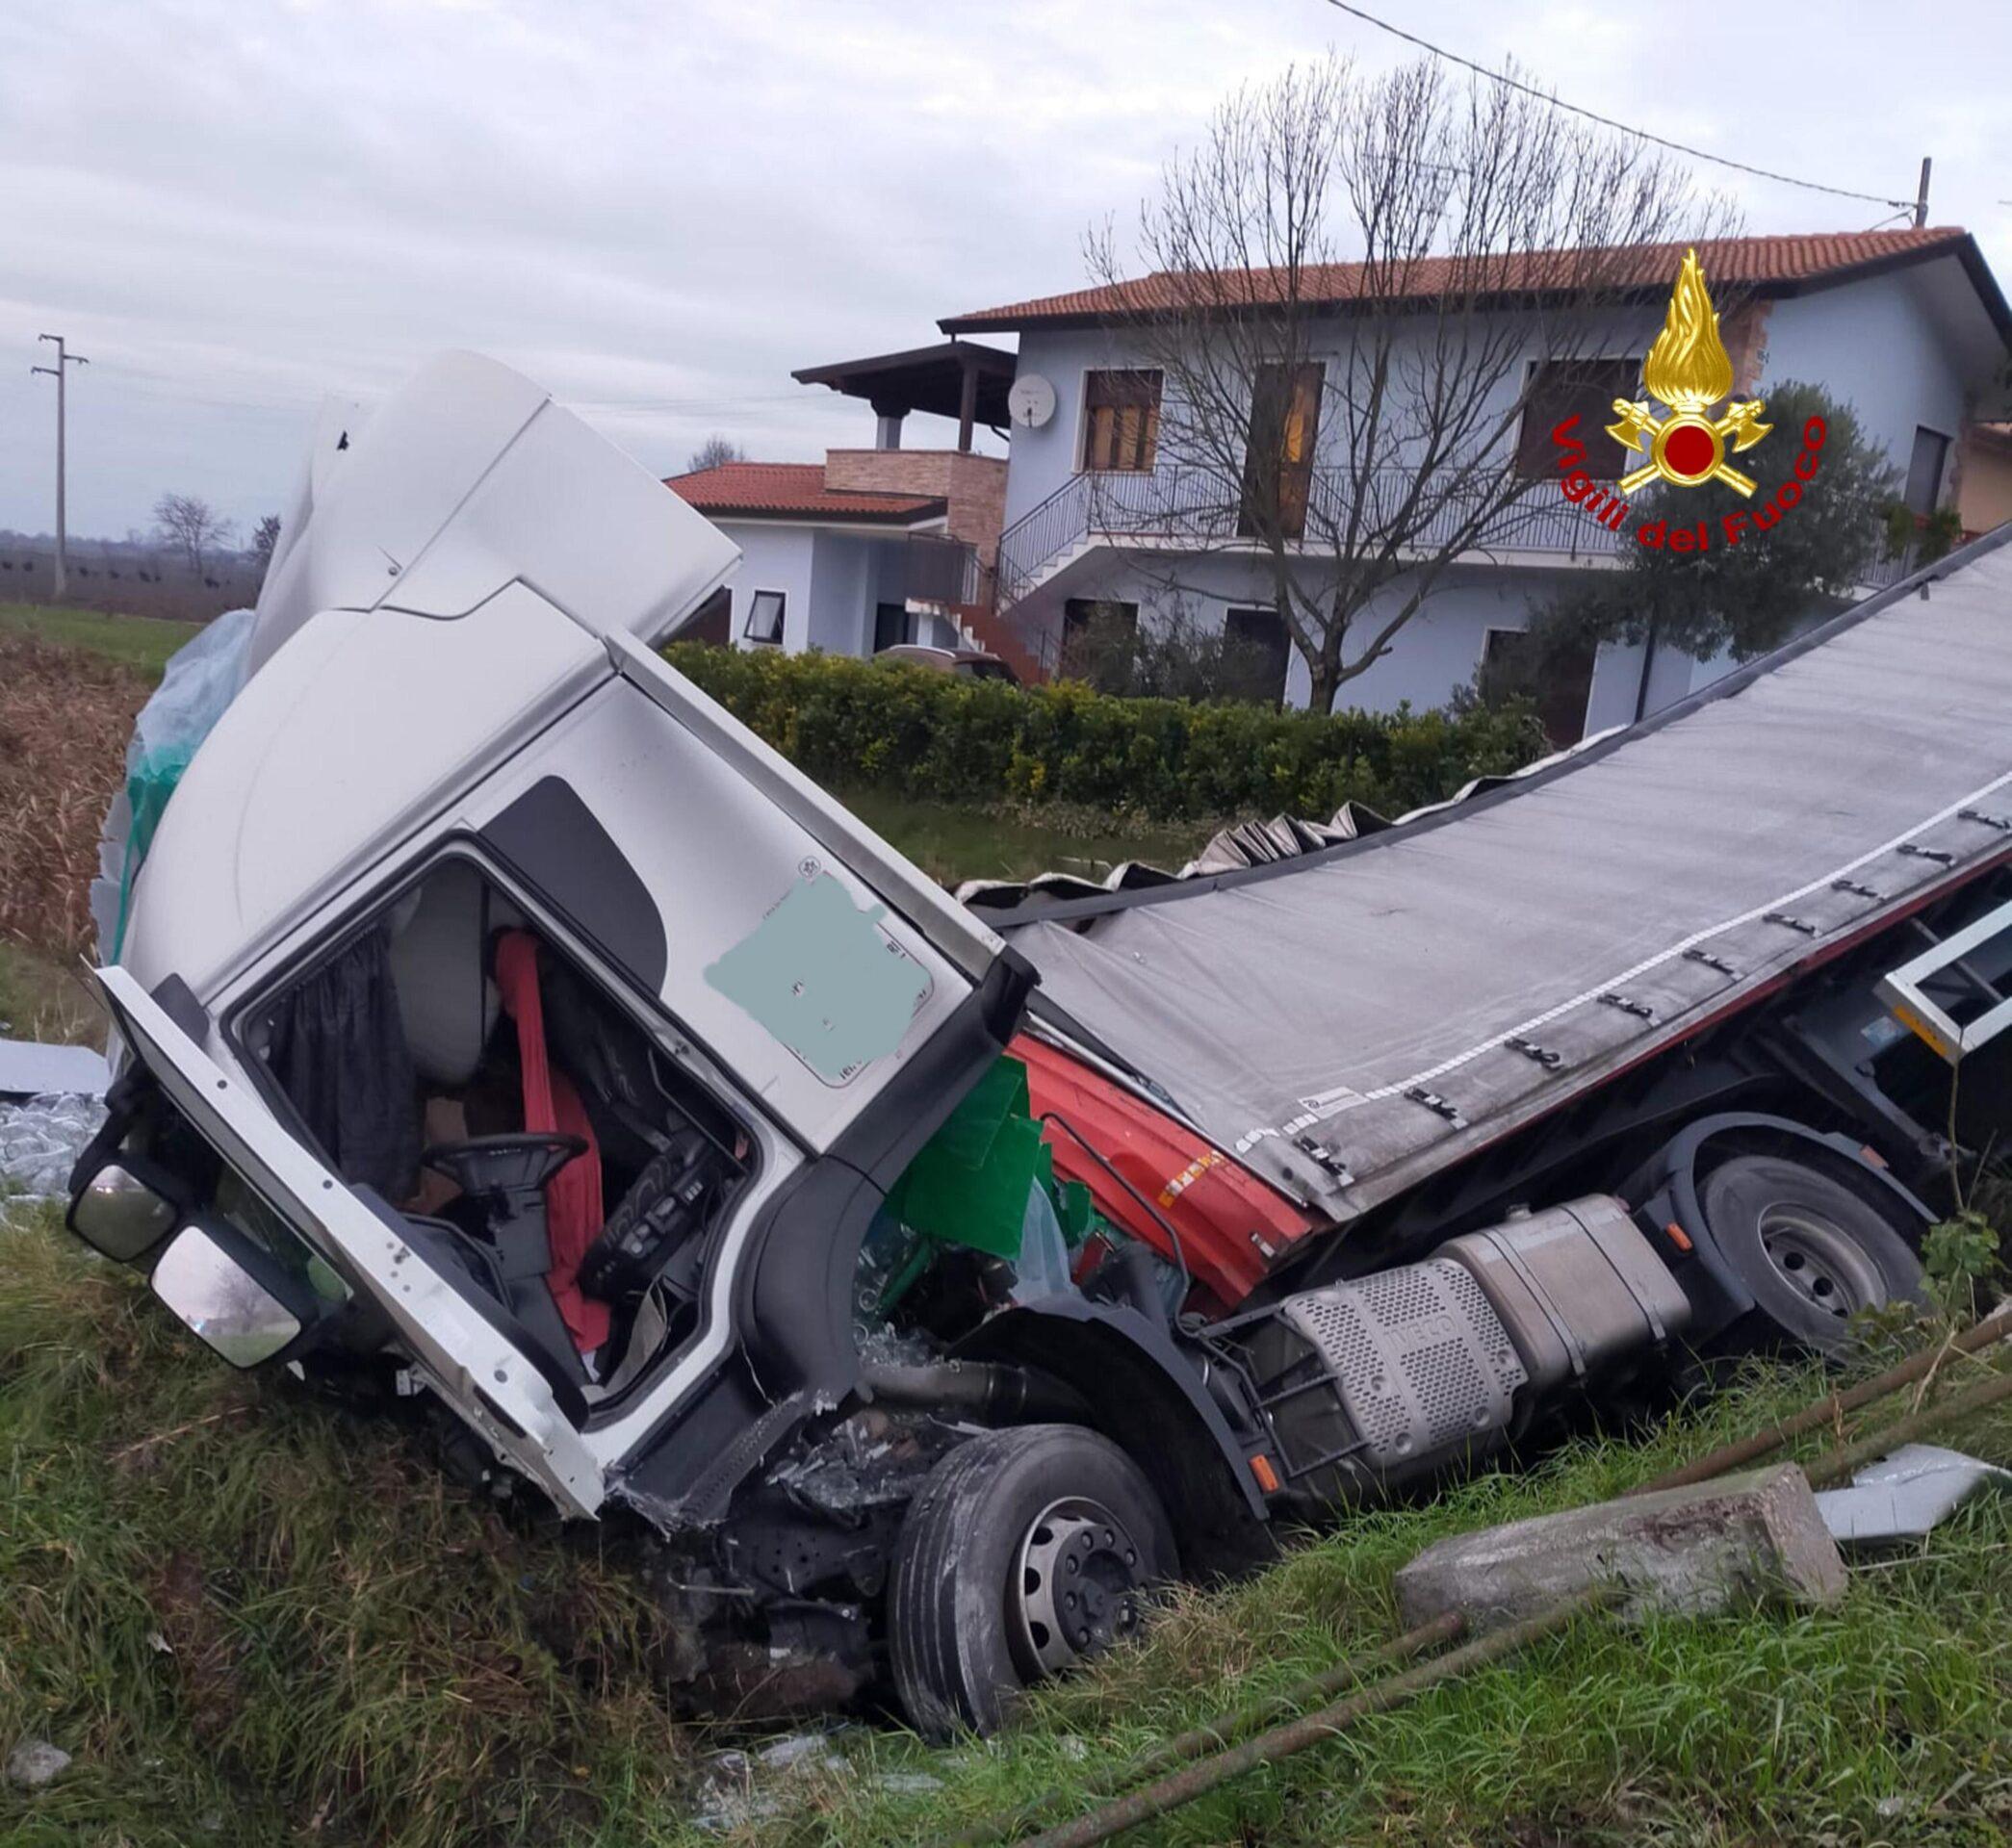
[1607,396,1772,498]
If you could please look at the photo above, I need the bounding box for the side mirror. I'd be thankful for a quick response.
[68,1156,183,1262]
[150,1219,312,1369]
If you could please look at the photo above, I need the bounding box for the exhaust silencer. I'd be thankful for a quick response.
[1239,1194,1690,1505]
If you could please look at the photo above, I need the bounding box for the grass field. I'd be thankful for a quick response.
[0,941,99,1045]
[837,785,1211,887]
[3,1189,2007,1847]
[8,600,2008,1846]
[0,603,1220,909]
[0,603,203,681]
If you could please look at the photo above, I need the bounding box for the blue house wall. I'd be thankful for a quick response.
[990,251,2001,729]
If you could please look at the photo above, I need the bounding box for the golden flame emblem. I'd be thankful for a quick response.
[1608,248,1770,496]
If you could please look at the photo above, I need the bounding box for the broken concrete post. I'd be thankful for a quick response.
[1395,1462,1845,1632]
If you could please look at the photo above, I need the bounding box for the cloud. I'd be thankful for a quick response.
[1,0,2003,538]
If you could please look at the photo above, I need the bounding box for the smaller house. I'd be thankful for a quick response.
[1961,423,2012,534]
[664,341,1033,673]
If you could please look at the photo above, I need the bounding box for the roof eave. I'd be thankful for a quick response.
[938,232,2009,344]
[686,497,949,527]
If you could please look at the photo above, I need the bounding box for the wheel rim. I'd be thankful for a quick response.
[1007,1496,1148,1681]
[1756,1201,1888,1322]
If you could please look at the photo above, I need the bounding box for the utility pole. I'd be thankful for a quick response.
[1914,156,1933,228]
[30,333,88,601]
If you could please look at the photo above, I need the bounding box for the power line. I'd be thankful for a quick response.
[1318,0,1917,212]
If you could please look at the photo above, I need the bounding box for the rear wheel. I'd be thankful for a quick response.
[1699,1153,1924,1352]
[888,1424,1175,1738]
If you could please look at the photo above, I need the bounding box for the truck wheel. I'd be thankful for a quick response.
[1699,1153,1923,1352]
[888,1424,1176,1739]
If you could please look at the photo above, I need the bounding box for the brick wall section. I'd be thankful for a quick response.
[1724,299,1772,397]
[824,449,1009,563]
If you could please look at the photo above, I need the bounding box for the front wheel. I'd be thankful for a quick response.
[888,1424,1176,1738]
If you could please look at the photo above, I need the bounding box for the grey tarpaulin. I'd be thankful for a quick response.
[997,531,2012,1219]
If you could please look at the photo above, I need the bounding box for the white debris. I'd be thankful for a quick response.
[0,1092,106,1202]
[0,1038,109,1101]
[691,1732,847,1833]
[1816,1444,2011,1550]
[6,1739,71,1788]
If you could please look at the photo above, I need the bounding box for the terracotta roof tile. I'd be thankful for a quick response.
[665,461,943,523]
[941,228,1977,330]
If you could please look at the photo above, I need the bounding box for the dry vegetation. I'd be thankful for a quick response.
[0,633,147,960]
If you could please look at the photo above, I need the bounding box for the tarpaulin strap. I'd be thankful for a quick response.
[494,932,611,1354]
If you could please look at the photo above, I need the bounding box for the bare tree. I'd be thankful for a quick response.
[1083,55,1739,711]
[249,512,283,575]
[685,434,747,474]
[152,492,235,578]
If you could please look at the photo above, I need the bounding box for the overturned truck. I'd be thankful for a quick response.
[67,355,2012,1736]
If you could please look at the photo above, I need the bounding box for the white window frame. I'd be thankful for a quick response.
[1480,624,1531,673]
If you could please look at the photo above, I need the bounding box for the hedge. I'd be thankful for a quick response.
[663,643,1551,823]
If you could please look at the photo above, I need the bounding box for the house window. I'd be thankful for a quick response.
[1516,358,1643,479]
[1478,625,1596,749]
[1238,363,1324,541]
[742,588,787,646]
[1223,606,1290,705]
[1060,598,1140,685]
[1904,425,1951,516]
[1082,370,1162,473]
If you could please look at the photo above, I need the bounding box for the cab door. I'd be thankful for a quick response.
[92,964,606,1518]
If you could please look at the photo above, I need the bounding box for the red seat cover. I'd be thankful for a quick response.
[494,931,611,1353]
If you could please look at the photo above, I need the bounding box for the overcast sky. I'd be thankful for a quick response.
[3,0,2007,542]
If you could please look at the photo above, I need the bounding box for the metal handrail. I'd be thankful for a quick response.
[995,463,1634,608]
[995,475,1094,610]
[996,460,1919,612]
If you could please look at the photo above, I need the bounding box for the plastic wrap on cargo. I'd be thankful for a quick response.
[90,605,256,961]
[0,1093,107,1202]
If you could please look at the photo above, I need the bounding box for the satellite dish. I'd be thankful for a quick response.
[1008,372,1057,430]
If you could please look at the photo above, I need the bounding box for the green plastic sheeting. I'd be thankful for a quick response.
[884,1055,1093,1263]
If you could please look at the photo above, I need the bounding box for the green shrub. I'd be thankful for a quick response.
[665,646,1550,823]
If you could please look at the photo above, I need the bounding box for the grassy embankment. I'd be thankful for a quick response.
[6,605,2008,1846]
[4,1191,2008,1847]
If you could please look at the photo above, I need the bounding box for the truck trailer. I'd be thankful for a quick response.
[64,354,2012,1737]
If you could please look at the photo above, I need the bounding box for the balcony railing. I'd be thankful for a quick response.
[996,464,1628,609]
[902,532,984,608]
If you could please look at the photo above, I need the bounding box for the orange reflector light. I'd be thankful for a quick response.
[1664,1220,1694,1253]
[1250,1453,1280,1494]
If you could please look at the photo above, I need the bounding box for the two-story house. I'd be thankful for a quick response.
[936,227,2010,734]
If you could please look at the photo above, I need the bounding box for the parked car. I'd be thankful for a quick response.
[876,642,1019,682]
[67,354,2012,1739]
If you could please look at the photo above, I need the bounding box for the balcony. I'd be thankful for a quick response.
[901,532,985,609]
[996,464,1627,610]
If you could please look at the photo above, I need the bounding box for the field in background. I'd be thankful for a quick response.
[0,610,1217,979]
[0,603,202,681]
[0,632,149,961]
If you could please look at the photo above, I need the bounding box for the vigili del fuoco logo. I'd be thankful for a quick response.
[1547,246,1826,553]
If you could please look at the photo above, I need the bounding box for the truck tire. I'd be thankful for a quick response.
[888,1424,1176,1739]
[1699,1153,1924,1352]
